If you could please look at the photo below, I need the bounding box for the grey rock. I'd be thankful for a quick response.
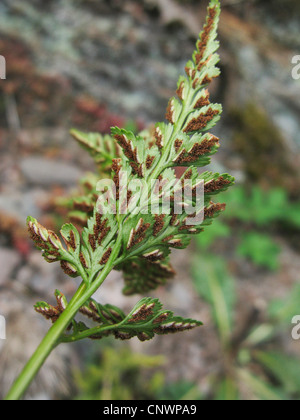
[26,251,61,294]
[0,288,76,400]
[20,157,83,187]
[0,248,21,285]
[0,190,47,222]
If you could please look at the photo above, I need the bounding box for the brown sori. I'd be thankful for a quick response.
[204,202,226,219]
[165,100,175,124]
[174,139,183,153]
[176,81,185,101]
[183,108,220,133]
[194,91,211,109]
[146,155,155,170]
[154,129,163,150]
[195,6,217,67]
[73,201,94,214]
[204,176,232,194]
[128,303,155,323]
[153,214,165,237]
[99,248,112,265]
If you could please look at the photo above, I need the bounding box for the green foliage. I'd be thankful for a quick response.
[70,129,121,177]
[222,186,300,228]
[253,351,300,397]
[236,369,286,401]
[75,345,202,401]
[268,283,300,326]
[159,381,202,400]
[193,255,235,347]
[237,232,280,271]
[55,172,100,227]
[74,346,165,400]
[37,292,202,343]
[27,0,233,344]
[192,244,300,400]
[194,218,230,249]
[198,184,300,271]
[214,377,239,401]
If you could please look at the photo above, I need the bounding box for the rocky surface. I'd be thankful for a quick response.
[0,248,21,285]
[0,0,299,149]
[0,0,299,399]
[20,156,83,186]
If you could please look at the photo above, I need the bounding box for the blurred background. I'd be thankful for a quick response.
[0,0,300,400]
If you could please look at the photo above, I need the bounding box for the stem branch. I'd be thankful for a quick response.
[5,230,123,400]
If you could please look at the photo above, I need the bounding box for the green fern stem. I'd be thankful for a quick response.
[5,0,230,399]
[5,231,123,400]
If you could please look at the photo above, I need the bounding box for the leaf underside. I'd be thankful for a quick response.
[29,0,233,340]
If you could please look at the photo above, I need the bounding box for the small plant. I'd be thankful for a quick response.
[159,380,202,401]
[222,186,300,228]
[74,345,165,400]
[6,0,234,400]
[196,185,300,271]
[192,251,300,400]
[237,232,280,271]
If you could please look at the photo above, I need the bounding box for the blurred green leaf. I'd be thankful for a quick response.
[74,346,165,400]
[192,255,235,347]
[220,185,300,229]
[195,219,230,249]
[253,351,300,397]
[123,119,138,134]
[244,324,275,347]
[237,232,280,271]
[215,376,239,400]
[237,368,287,401]
[268,283,300,325]
[70,129,120,176]
[159,381,201,401]
[286,203,300,228]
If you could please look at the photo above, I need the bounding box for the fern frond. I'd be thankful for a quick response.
[71,129,121,177]
[67,296,203,342]
[29,0,233,339]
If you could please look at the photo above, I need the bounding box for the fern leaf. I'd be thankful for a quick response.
[29,0,233,339]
